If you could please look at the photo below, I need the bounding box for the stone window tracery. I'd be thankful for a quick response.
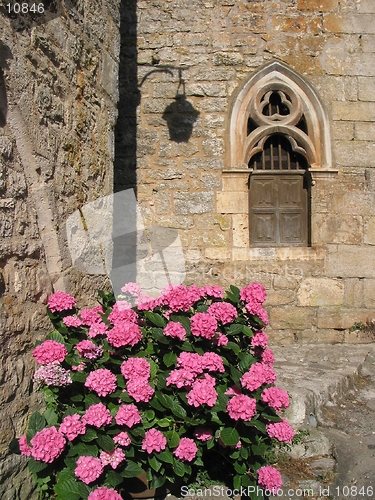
[221,60,335,251]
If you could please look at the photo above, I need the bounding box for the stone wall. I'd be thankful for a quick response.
[134,0,375,343]
[0,2,120,497]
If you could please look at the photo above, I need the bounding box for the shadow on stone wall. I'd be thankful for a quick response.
[112,0,139,287]
[0,41,12,127]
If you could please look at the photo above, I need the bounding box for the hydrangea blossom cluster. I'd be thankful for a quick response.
[15,281,294,499]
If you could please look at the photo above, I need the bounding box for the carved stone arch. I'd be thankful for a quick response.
[229,60,332,171]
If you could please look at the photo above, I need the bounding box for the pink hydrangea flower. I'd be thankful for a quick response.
[33,362,72,386]
[30,426,65,463]
[251,331,268,349]
[135,294,159,310]
[240,282,267,305]
[83,403,113,427]
[142,428,167,454]
[202,352,225,373]
[75,456,104,484]
[166,368,196,388]
[177,352,204,375]
[266,419,295,443]
[88,486,123,500]
[47,291,76,312]
[100,448,126,469]
[163,321,186,340]
[194,427,213,442]
[85,368,117,397]
[115,404,142,428]
[126,378,154,403]
[207,302,238,324]
[72,362,86,371]
[76,340,103,360]
[261,387,290,411]
[161,285,199,312]
[186,374,218,408]
[246,302,269,325]
[108,302,138,324]
[88,321,109,338]
[262,348,275,365]
[33,340,67,364]
[59,414,86,441]
[121,282,142,296]
[18,434,32,457]
[226,394,257,421]
[113,432,132,447]
[190,313,218,340]
[257,465,283,493]
[214,333,229,346]
[106,321,142,348]
[174,437,198,462]
[80,306,104,326]
[240,363,277,391]
[121,358,151,380]
[202,285,224,298]
[62,315,83,327]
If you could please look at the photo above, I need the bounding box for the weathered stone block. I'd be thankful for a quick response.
[361,34,375,52]
[364,279,375,308]
[317,308,371,329]
[358,76,375,101]
[232,214,249,247]
[355,122,375,140]
[174,192,214,214]
[364,216,375,244]
[270,307,316,330]
[332,102,375,121]
[298,278,344,306]
[212,51,244,66]
[344,278,364,308]
[313,213,363,244]
[205,247,231,260]
[326,244,375,278]
[216,191,248,214]
[297,0,336,11]
[324,13,375,34]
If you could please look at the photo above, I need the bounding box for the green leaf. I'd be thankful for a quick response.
[242,325,253,337]
[150,474,166,489]
[121,460,144,478]
[28,412,47,434]
[249,420,267,433]
[9,438,20,455]
[157,418,171,428]
[70,393,84,403]
[171,403,187,419]
[166,430,180,448]
[144,409,155,421]
[156,450,174,464]
[149,398,165,412]
[156,393,174,409]
[220,427,240,447]
[84,393,101,406]
[105,470,124,488]
[145,311,166,328]
[226,341,241,354]
[149,328,170,345]
[234,462,247,474]
[230,365,242,384]
[47,331,66,344]
[211,393,228,413]
[148,455,162,472]
[28,458,49,474]
[173,459,187,477]
[226,323,243,336]
[163,352,177,368]
[54,478,89,500]
[67,442,98,457]
[43,409,59,426]
[238,352,253,372]
[71,371,88,383]
[97,434,115,452]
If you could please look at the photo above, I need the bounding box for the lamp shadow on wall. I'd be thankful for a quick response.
[162,94,200,143]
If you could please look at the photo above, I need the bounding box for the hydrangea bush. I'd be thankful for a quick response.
[12,282,294,500]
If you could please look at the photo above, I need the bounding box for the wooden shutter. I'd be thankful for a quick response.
[249,173,308,247]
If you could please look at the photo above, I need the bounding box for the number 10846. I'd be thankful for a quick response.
[6,3,45,14]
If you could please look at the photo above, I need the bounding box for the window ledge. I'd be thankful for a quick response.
[231,246,324,261]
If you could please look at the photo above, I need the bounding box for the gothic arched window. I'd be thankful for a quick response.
[227,61,332,248]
